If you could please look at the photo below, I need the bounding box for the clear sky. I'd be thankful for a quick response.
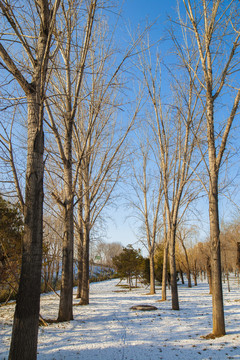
[121,0,177,25]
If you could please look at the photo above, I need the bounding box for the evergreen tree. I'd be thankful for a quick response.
[0,195,23,301]
[112,245,144,290]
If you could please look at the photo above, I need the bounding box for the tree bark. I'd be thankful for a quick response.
[8,92,44,360]
[169,227,179,310]
[206,80,225,334]
[209,185,225,335]
[179,268,184,285]
[80,222,90,305]
[161,209,168,301]
[76,235,83,299]
[58,135,74,321]
[76,181,84,299]
[206,259,212,294]
[149,252,155,294]
[6,0,60,356]
[161,240,168,301]
[187,270,191,288]
[193,271,197,286]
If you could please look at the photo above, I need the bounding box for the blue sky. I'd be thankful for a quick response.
[122,0,177,24]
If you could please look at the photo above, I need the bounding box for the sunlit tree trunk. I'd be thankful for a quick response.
[79,159,91,305]
[76,190,83,299]
[169,226,179,310]
[80,221,90,305]
[181,0,240,337]
[149,251,155,294]
[9,93,44,359]
[0,1,60,358]
[161,209,168,301]
[206,258,212,294]
[208,171,225,334]
[57,134,74,320]
[45,0,97,320]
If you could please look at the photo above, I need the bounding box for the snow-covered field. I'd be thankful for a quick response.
[0,277,240,359]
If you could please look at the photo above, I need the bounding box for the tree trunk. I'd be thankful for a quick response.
[226,271,230,293]
[5,1,60,356]
[161,232,168,301]
[207,259,212,294]
[76,238,83,299]
[57,204,73,320]
[187,270,192,288]
[149,252,155,294]
[179,268,184,284]
[193,270,197,286]
[207,91,225,334]
[181,239,191,287]
[80,223,90,305]
[57,156,74,321]
[76,183,83,299]
[9,93,44,360]
[169,228,179,310]
[54,261,60,290]
[209,189,225,336]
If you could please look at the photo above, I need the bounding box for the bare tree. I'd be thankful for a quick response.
[128,139,163,295]
[0,1,60,358]
[74,94,139,305]
[46,0,143,310]
[70,10,144,304]
[139,45,203,309]
[45,0,97,321]
[180,0,240,336]
[90,240,122,266]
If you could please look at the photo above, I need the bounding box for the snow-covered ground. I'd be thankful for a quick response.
[0,276,240,359]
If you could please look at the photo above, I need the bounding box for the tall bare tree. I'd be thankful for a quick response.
[128,139,163,295]
[0,0,60,358]
[139,44,203,309]
[45,0,97,321]
[70,10,144,304]
[74,93,139,305]
[180,0,240,336]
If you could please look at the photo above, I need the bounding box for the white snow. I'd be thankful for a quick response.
[0,277,240,359]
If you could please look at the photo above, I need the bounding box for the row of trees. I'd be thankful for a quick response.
[0,194,121,300]
[0,0,142,358]
[175,222,240,290]
[112,218,240,295]
[0,0,240,358]
[126,0,240,339]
